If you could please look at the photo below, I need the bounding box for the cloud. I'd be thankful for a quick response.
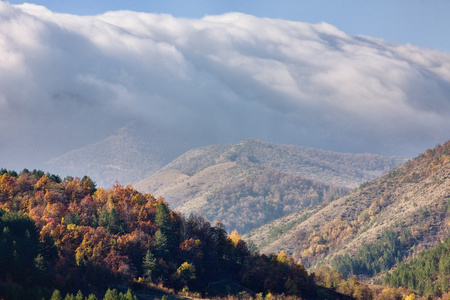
[1,2,450,170]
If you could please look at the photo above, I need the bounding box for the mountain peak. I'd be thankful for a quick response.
[45,121,192,187]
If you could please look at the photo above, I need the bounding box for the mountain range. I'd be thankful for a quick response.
[43,122,406,235]
[3,138,450,299]
[43,120,450,282]
[134,138,406,234]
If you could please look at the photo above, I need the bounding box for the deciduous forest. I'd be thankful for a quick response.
[0,169,318,299]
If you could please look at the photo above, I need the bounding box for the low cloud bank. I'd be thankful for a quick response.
[1,3,450,170]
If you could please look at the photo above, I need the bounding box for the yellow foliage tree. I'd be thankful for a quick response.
[277,250,289,264]
[403,294,415,300]
[229,229,241,246]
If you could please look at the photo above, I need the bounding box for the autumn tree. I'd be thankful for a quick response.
[81,176,96,196]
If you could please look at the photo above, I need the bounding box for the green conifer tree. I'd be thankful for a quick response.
[50,290,62,300]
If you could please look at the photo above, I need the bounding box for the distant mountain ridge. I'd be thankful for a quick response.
[45,121,192,187]
[155,139,406,188]
[134,139,406,233]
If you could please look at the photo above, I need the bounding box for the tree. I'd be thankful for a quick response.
[153,229,169,258]
[229,229,241,246]
[121,289,138,300]
[50,290,62,300]
[64,293,75,300]
[0,209,42,284]
[103,288,119,300]
[75,290,84,300]
[98,207,124,235]
[155,201,171,233]
[143,250,157,281]
[86,295,98,300]
[277,250,289,264]
[81,176,96,196]
[177,262,196,283]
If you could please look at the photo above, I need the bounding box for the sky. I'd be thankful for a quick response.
[7,0,450,53]
[1,1,450,173]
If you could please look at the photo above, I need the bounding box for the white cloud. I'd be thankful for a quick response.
[1,2,450,169]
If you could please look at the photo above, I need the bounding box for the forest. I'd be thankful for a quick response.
[0,168,318,299]
[385,236,450,297]
[202,168,349,234]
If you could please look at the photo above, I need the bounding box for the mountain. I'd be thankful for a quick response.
[45,121,192,188]
[245,140,450,274]
[134,139,405,233]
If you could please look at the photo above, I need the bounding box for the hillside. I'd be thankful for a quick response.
[45,121,192,187]
[153,139,405,188]
[134,139,405,234]
[385,235,450,297]
[246,141,450,274]
[0,169,320,299]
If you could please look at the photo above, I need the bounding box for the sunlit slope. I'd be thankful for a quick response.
[246,141,450,271]
[135,139,405,233]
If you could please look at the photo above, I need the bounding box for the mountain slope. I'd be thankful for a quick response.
[45,121,192,188]
[154,139,405,188]
[246,140,450,271]
[134,139,405,233]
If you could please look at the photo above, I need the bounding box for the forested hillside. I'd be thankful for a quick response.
[247,141,450,278]
[385,236,450,298]
[0,169,320,299]
[198,168,348,233]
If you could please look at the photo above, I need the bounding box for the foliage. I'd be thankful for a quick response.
[258,140,450,271]
[313,265,417,300]
[385,236,450,297]
[399,141,450,183]
[202,168,349,233]
[0,168,317,298]
[332,230,415,278]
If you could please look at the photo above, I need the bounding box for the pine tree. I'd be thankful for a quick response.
[50,290,62,300]
[143,250,157,281]
[103,288,119,300]
[154,229,169,258]
[155,201,171,232]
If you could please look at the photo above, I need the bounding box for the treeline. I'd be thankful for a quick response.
[385,236,450,298]
[332,230,415,278]
[331,195,450,280]
[44,288,137,300]
[397,141,450,184]
[0,169,317,299]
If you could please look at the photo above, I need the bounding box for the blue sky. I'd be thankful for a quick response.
[7,0,450,52]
